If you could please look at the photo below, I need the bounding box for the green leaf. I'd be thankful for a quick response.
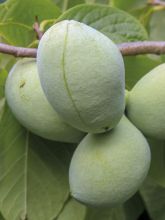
[57,198,87,220]
[147,138,165,187]
[0,69,7,121]
[85,0,110,4]
[0,213,5,220]
[140,177,165,220]
[0,98,5,121]
[111,0,146,11]
[58,4,148,43]
[0,22,35,46]
[56,190,144,220]
[124,55,162,90]
[111,0,153,28]
[85,194,144,220]
[0,53,16,72]
[0,69,7,98]
[0,0,61,26]
[0,105,73,220]
[123,193,144,220]
[130,6,154,27]
[54,0,85,12]
[148,10,165,41]
[0,0,61,46]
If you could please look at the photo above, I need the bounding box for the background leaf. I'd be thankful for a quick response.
[148,9,165,41]
[0,105,74,220]
[130,6,154,27]
[56,193,144,220]
[0,69,7,98]
[0,68,7,121]
[140,177,165,220]
[124,55,162,89]
[0,97,5,119]
[110,0,154,28]
[85,0,110,4]
[147,138,165,187]
[111,0,146,11]
[58,4,148,43]
[85,194,144,220]
[0,0,61,46]
[0,213,5,220]
[57,198,87,220]
[0,54,16,72]
[54,0,85,12]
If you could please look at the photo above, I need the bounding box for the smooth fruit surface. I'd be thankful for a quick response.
[37,20,125,133]
[69,116,151,207]
[5,58,85,143]
[127,64,165,140]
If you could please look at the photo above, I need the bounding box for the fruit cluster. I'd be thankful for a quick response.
[6,20,164,207]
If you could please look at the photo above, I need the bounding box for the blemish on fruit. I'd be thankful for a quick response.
[104,126,109,131]
[19,80,26,88]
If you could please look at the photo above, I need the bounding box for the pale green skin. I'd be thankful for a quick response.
[69,116,151,207]
[37,20,125,133]
[127,64,165,140]
[5,59,85,143]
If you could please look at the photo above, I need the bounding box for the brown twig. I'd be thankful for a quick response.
[0,43,37,57]
[1,41,165,57]
[118,41,165,55]
[33,16,43,40]
[148,0,165,6]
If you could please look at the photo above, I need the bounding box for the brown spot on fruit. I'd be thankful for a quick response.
[104,126,109,131]
[19,80,26,88]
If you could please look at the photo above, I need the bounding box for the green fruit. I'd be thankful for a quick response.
[37,20,125,133]
[127,64,165,140]
[5,58,85,143]
[69,116,151,207]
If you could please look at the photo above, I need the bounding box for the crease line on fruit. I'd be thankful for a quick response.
[62,22,88,128]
